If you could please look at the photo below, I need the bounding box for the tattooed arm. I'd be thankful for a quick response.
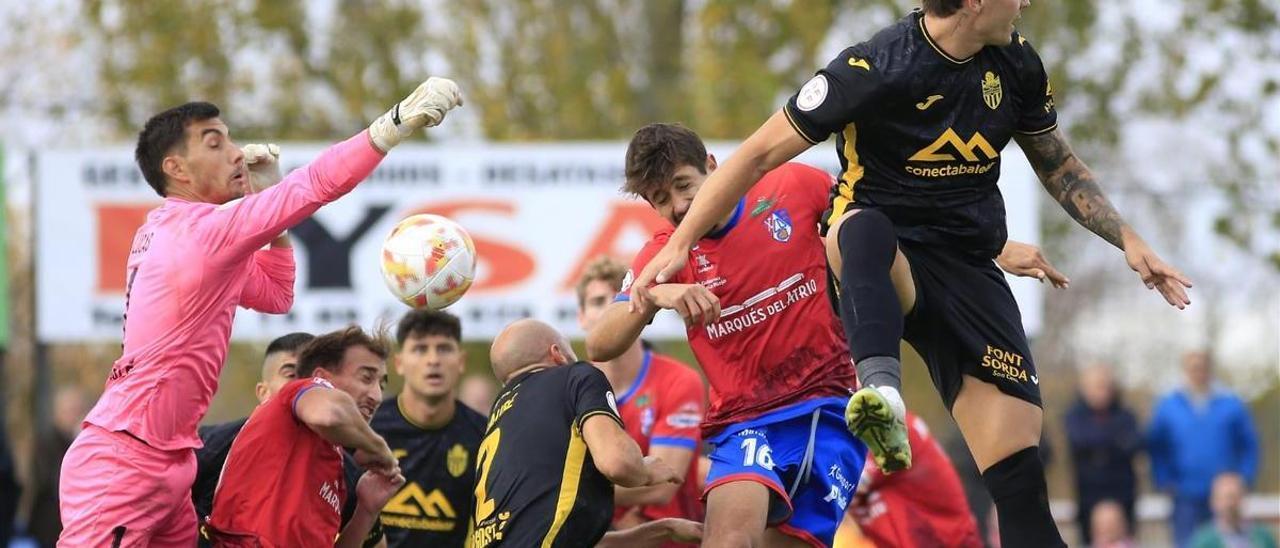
[1015,129,1193,308]
[1015,129,1129,248]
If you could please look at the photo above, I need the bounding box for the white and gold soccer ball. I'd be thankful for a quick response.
[380,214,477,310]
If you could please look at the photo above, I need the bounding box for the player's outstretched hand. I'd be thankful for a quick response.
[368,77,464,152]
[241,143,282,193]
[648,284,721,325]
[642,456,682,486]
[356,470,406,514]
[1123,236,1192,309]
[653,518,703,544]
[628,240,694,313]
[996,240,1069,289]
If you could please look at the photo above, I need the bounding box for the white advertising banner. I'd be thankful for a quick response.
[35,141,1041,342]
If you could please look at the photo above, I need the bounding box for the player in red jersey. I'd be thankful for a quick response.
[576,257,707,539]
[846,412,981,548]
[588,124,867,547]
[207,326,403,548]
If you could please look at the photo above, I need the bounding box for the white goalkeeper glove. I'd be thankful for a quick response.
[242,143,282,193]
[368,77,463,153]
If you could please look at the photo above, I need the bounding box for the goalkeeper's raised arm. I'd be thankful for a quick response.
[58,78,460,548]
[197,77,464,260]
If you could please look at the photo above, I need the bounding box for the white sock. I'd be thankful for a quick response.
[873,385,906,420]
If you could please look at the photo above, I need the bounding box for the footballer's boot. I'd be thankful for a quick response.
[846,386,912,473]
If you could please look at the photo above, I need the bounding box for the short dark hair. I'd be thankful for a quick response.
[265,332,315,358]
[296,326,391,378]
[623,123,708,200]
[396,310,462,346]
[922,0,964,16]
[135,101,221,197]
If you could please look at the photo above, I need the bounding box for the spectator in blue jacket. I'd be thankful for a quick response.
[1148,351,1260,547]
[1065,362,1141,545]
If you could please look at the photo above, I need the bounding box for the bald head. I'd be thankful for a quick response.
[490,319,577,382]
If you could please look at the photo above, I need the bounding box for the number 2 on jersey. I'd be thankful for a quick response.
[473,428,502,523]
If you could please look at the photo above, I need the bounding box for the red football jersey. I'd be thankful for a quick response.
[209,377,347,548]
[620,163,856,436]
[848,413,982,548]
[612,351,706,530]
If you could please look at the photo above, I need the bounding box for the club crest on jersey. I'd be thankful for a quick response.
[765,210,793,242]
[982,71,1002,110]
[447,443,469,478]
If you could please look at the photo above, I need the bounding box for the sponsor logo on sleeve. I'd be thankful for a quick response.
[606,391,620,415]
[796,75,829,112]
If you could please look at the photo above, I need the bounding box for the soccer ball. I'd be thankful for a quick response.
[380,214,477,310]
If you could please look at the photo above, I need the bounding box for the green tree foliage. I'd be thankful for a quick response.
[82,0,436,140]
[72,0,1280,282]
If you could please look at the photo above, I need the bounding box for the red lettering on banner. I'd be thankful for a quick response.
[560,202,666,289]
[97,205,152,293]
[408,200,536,293]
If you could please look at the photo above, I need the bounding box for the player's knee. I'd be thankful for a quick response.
[980,446,1050,510]
[837,208,897,270]
[980,446,1065,546]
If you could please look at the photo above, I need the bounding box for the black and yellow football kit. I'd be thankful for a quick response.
[471,362,622,548]
[784,9,1057,409]
[370,397,486,548]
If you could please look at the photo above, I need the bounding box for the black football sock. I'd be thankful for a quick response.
[837,209,903,392]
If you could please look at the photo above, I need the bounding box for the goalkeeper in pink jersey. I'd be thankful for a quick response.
[57,77,463,548]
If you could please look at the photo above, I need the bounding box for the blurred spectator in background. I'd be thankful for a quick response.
[1148,350,1260,547]
[458,372,497,414]
[1,417,18,547]
[1064,362,1141,544]
[1190,472,1277,548]
[28,386,89,547]
[1089,499,1136,548]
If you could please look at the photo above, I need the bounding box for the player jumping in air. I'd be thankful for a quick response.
[58,77,463,547]
[629,1,1191,546]
[596,123,1053,547]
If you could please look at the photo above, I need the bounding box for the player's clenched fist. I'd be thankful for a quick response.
[648,283,721,325]
[241,143,282,193]
[368,76,464,152]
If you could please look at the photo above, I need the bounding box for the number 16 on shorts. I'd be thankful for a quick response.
[740,436,775,469]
